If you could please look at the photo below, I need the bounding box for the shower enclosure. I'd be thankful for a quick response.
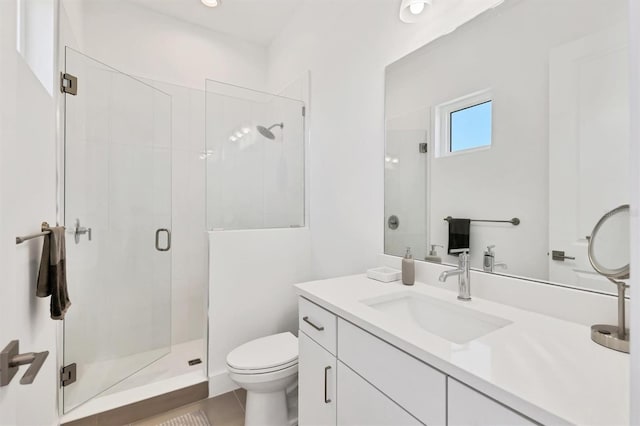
[59,48,305,419]
[62,47,174,413]
[205,79,306,231]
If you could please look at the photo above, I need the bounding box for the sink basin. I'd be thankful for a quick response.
[362,292,512,344]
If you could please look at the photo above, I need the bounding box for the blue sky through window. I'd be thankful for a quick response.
[450,101,492,152]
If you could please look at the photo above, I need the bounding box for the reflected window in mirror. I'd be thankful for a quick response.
[451,101,492,152]
[436,89,492,157]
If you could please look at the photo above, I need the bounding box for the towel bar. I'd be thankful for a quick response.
[15,222,52,245]
[444,216,520,226]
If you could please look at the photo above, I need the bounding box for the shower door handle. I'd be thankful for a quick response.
[155,229,171,252]
[70,218,92,244]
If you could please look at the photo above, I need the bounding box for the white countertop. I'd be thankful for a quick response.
[295,275,629,426]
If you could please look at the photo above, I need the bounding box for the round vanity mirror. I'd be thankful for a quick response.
[587,204,630,281]
[587,204,630,353]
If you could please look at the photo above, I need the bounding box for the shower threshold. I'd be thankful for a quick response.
[61,339,207,424]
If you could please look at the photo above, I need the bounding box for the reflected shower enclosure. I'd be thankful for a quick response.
[205,80,306,231]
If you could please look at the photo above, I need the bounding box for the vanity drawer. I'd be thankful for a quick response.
[338,319,446,425]
[299,297,337,355]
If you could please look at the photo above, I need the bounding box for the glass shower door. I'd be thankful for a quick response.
[62,48,172,413]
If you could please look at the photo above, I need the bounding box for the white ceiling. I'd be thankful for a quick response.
[124,0,302,46]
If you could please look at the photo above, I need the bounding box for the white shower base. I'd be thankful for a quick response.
[61,339,206,424]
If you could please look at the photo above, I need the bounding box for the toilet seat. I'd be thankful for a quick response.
[228,358,298,375]
[226,332,298,374]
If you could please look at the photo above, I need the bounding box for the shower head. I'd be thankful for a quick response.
[257,123,284,140]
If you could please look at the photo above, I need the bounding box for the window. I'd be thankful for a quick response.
[435,89,492,157]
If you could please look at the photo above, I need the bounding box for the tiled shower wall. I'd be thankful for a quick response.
[148,80,208,345]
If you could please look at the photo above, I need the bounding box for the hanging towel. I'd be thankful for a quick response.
[447,218,471,256]
[37,227,71,320]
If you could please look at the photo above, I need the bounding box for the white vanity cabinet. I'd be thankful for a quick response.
[298,296,538,426]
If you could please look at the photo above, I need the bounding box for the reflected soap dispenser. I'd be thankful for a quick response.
[425,244,443,263]
[402,247,415,286]
[483,245,495,272]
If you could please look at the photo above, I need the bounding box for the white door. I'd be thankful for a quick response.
[298,332,336,426]
[548,24,629,293]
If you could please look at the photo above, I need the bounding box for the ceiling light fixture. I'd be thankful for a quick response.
[201,0,220,8]
[399,0,431,23]
[409,2,425,14]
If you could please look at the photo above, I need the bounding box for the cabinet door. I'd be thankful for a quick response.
[337,361,422,426]
[299,331,337,426]
[448,379,535,426]
[338,319,445,425]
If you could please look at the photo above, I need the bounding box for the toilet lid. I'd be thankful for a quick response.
[227,332,298,371]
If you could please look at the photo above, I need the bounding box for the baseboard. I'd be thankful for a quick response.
[208,369,239,397]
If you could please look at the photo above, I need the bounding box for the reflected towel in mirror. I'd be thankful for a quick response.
[447,218,470,256]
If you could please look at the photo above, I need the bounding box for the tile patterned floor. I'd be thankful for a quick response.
[132,389,246,426]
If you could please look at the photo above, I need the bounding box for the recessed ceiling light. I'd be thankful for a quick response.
[409,2,425,15]
[201,0,220,8]
[399,0,431,23]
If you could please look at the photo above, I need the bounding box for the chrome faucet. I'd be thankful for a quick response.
[439,251,471,301]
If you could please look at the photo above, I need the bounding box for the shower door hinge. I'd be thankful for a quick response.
[60,73,78,96]
[302,106,306,117]
[419,143,428,153]
[60,363,77,387]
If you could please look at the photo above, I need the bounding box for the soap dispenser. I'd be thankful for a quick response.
[425,244,443,263]
[402,247,415,286]
[483,245,495,272]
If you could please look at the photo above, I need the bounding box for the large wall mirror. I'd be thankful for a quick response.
[384,0,629,294]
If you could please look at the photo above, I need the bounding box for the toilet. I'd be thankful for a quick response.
[226,332,299,426]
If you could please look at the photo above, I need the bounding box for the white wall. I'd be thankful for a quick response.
[145,80,208,346]
[267,0,506,279]
[0,0,58,424]
[76,0,267,91]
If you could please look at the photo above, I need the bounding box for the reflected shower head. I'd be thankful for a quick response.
[257,123,284,140]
